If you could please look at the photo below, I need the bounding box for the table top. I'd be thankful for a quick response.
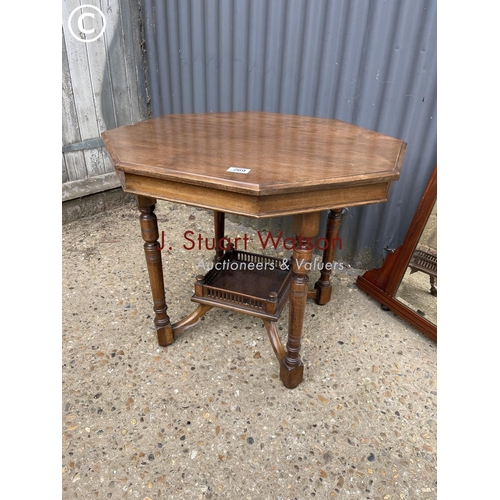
[102,112,406,217]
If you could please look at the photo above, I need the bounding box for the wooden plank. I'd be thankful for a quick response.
[118,0,147,121]
[99,0,132,127]
[83,0,117,176]
[62,0,147,190]
[63,0,145,131]
[62,29,82,146]
[62,1,102,141]
[62,0,107,178]
[62,171,122,201]
[62,154,69,184]
[62,29,87,181]
[101,144,116,174]
[63,151,87,182]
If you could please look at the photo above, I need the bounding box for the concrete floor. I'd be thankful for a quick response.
[62,199,437,500]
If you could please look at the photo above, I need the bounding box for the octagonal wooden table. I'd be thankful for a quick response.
[102,112,406,388]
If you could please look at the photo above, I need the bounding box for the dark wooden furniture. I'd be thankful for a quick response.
[409,245,437,296]
[356,166,437,342]
[102,112,406,388]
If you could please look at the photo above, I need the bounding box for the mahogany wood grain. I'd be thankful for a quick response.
[191,248,291,321]
[123,172,391,218]
[263,320,286,362]
[101,112,407,388]
[313,208,343,305]
[102,112,405,193]
[356,166,437,342]
[136,195,174,345]
[280,212,321,388]
[172,304,213,336]
[213,211,225,261]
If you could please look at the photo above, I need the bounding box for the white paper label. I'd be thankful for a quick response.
[227,167,251,174]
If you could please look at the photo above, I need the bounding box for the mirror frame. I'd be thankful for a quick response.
[356,165,437,342]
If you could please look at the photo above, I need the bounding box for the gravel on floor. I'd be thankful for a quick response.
[62,200,437,500]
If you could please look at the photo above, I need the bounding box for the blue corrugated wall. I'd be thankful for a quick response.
[139,0,437,268]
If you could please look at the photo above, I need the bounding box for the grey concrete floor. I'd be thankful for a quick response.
[62,200,437,500]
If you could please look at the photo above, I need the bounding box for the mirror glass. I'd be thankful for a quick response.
[395,202,437,325]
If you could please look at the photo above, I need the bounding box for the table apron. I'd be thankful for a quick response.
[124,173,391,217]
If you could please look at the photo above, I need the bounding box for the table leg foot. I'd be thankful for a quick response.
[279,359,304,389]
[313,283,332,305]
[156,324,174,346]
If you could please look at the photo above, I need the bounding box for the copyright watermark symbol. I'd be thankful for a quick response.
[68,4,106,43]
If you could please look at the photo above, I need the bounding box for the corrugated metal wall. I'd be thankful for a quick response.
[140,0,437,268]
[62,0,148,201]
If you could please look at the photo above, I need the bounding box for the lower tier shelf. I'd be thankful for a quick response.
[191,249,292,321]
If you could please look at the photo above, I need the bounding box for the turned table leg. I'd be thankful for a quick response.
[280,212,321,389]
[314,208,343,305]
[214,210,225,262]
[137,195,174,346]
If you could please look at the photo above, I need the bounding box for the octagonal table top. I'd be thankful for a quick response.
[102,112,406,217]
